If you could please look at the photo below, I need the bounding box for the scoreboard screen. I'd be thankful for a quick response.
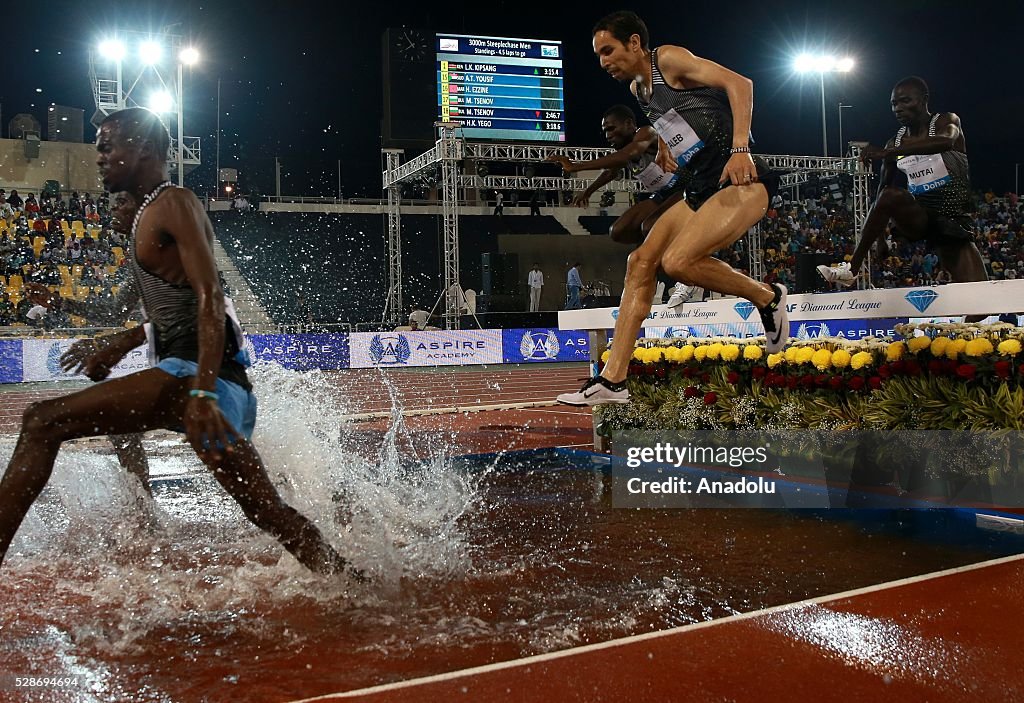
[436,33,565,142]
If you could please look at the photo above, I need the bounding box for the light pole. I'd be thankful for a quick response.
[177,47,199,187]
[794,54,855,157]
[838,103,853,156]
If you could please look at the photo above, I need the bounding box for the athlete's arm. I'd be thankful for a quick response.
[549,128,658,172]
[883,113,963,157]
[574,169,620,207]
[654,45,758,185]
[161,189,235,460]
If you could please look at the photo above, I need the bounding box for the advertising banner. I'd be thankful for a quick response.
[501,328,590,363]
[349,330,503,368]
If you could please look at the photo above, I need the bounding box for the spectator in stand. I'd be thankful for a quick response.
[935,268,953,284]
[85,204,101,224]
[0,195,13,222]
[69,240,82,263]
[24,194,39,215]
[493,191,504,216]
[32,215,47,234]
[7,190,23,210]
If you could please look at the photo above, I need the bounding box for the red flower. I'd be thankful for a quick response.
[751,366,767,379]
[815,374,829,387]
[800,375,816,389]
[786,376,799,390]
[848,376,866,391]
[701,372,711,383]
[869,376,883,390]
[956,364,976,380]
[995,361,1012,379]
[629,363,643,376]
[891,360,906,374]
[703,392,718,405]
[904,360,922,376]
[655,366,667,379]
[1018,363,1024,377]
[928,360,945,375]
[682,367,696,378]
[683,386,700,398]
[878,364,892,379]
[726,371,741,385]
[829,376,845,390]
[597,360,605,373]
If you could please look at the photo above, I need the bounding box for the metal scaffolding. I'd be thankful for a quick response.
[438,125,464,328]
[382,149,404,325]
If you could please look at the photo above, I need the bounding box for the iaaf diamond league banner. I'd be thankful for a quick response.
[349,330,503,368]
[501,328,590,363]
[644,318,909,341]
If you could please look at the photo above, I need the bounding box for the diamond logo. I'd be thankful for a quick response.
[611,308,619,320]
[733,301,755,320]
[904,289,939,313]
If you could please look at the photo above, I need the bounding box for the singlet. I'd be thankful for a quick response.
[635,47,734,190]
[894,113,971,218]
[130,184,251,389]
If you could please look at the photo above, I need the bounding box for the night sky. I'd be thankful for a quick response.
[3,0,1022,196]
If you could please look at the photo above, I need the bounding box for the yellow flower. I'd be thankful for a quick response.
[743,345,763,361]
[929,336,950,357]
[721,344,741,362]
[706,342,724,360]
[601,350,611,363]
[908,336,932,354]
[679,345,695,363]
[945,338,967,360]
[812,348,832,371]
[831,349,851,369]
[796,347,815,364]
[632,347,646,361]
[964,338,994,357]
[886,341,906,361]
[694,345,708,362]
[648,347,666,363]
[998,339,1023,356]
[850,351,874,370]
[664,346,681,363]
[784,346,800,363]
[767,352,784,368]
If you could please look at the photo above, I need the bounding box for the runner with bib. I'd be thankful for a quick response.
[558,10,785,407]
[818,76,986,288]
[547,104,698,309]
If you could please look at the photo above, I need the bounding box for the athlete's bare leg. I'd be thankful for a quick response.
[109,433,151,495]
[0,369,347,574]
[600,197,694,384]
[659,183,772,305]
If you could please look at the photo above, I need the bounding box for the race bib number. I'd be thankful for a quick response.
[654,109,704,167]
[635,161,678,192]
[896,154,951,194]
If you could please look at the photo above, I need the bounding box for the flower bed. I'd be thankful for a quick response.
[598,322,1024,433]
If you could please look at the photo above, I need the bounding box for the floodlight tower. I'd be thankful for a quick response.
[89,29,202,185]
[793,53,855,157]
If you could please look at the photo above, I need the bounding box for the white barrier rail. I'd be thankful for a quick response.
[557,280,1024,332]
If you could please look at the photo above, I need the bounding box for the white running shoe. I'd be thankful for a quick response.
[816,262,856,288]
[666,283,699,310]
[758,284,789,354]
[556,376,630,406]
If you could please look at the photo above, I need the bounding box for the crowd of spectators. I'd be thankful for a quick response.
[0,188,128,327]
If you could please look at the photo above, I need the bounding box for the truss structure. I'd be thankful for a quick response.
[382,139,873,328]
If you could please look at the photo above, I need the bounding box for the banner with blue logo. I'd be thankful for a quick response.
[249,334,350,371]
[501,328,590,363]
[645,317,911,341]
[0,340,23,383]
[21,339,152,382]
[350,330,503,368]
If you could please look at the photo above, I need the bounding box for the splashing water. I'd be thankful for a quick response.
[0,363,483,655]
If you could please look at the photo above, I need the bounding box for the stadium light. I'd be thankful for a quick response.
[139,40,163,64]
[148,90,174,113]
[179,47,200,65]
[99,39,126,61]
[792,52,856,156]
